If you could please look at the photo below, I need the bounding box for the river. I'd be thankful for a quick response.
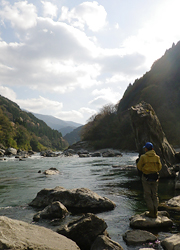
[0,152,179,250]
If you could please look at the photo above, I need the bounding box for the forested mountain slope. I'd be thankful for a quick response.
[0,95,68,151]
[82,42,180,150]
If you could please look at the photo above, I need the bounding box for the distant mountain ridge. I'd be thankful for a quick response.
[33,113,82,136]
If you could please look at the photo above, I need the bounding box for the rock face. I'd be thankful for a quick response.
[57,213,107,250]
[33,201,68,221]
[29,186,116,213]
[0,216,80,250]
[123,229,157,245]
[130,211,173,229]
[130,102,178,177]
[161,233,180,250]
[90,235,123,250]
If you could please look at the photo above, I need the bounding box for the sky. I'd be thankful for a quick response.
[0,0,180,125]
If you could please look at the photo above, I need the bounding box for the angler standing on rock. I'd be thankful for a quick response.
[137,142,162,218]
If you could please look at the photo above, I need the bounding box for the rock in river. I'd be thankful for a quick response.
[91,235,123,250]
[129,211,173,229]
[57,213,107,250]
[0,216,80,250]
[43,167,60,175]
[161,233,180,250]
[29,186,116,213]
[123,229,157,245]
[33,201,68,221]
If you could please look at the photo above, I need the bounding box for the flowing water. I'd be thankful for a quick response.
[0,152,180,249]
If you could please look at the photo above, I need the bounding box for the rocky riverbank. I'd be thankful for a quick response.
[1,185,180,249]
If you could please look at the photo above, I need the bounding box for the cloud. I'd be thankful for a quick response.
[0,17,101,91]
[89,87,121,108]
[89,96,111,108]
[0,85,16,101]
[79,107,97,115]
[41,1,58,19]
[0,1,148,98]
[0,15,145,95]
[59,1,107,31]
[92,88,121,103]
[99,53,146,75]
[0,0,37,29]
[17,96,63,114]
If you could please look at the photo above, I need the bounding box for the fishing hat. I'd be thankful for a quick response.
[143,142,153,150]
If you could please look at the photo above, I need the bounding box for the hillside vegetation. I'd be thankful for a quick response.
[0,95,68,151]
[81,41,180,150]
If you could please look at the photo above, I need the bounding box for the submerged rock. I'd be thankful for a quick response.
[123,229,157,245]
[29,186,116,213]
[130,211,173,229]
[57,213,107,250]
[91,235,123,250]
[0,216,80,250]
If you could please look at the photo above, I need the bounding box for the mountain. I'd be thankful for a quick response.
[81,41,180,150]
[33,113,82,136]
[64,125,84,145]
[0,95,68,151]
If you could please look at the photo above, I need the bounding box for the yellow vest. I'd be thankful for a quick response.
[137,150,162,174]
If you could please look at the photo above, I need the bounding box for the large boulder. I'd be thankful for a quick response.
[130,102,178,177]
[129,211,173,229]
[5,147,17,155]
[33,201,68,221]
[0,216,80,250]
[90,235,123,250]
[57,213,107,250]
[161,233,180,250]
[29,186,116,213]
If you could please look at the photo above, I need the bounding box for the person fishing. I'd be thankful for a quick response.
[137,142,162,218]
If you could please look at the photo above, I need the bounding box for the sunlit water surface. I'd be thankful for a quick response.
[0,153,180,250]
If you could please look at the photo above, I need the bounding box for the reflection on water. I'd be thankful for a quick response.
[0,153,179,250]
